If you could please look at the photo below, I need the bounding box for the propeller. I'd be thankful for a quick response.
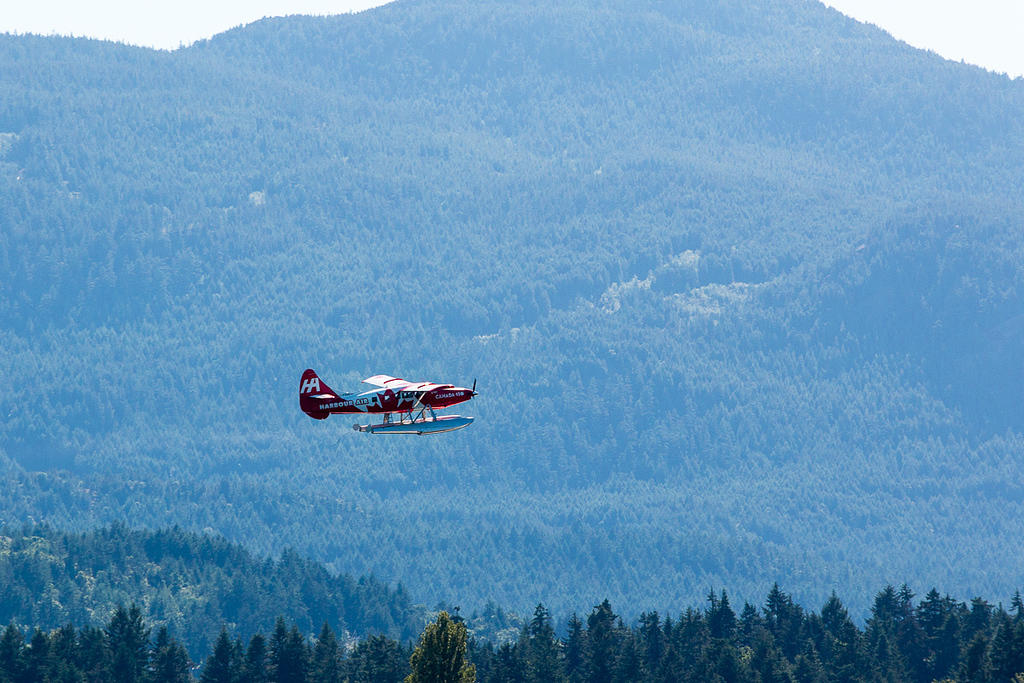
[471,378,477,396]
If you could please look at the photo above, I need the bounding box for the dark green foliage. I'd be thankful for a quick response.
[106,604,150,683]
[346,634,409,683]
[708,591,737,642]
[584,600,619,683]
[816,594,861,683]
[0,625,24,682]
[244,633,271,683]
[269,618,309,683]
[0,525,423,661]
[4,584,1024,682]
[482,641,521,683]
[521,605,563,683]
[637,611,665,680]
[78,625,109,682]
[199,629,236,683]
[310,622,342,683]
[2,0,1024,620]
[564,614,585,683]
[766,584,804,662]
[792,641,825,683]
[21,629,52,683]
[465,587,1024,683]
[0,605,191,682]
[150,626,193,683]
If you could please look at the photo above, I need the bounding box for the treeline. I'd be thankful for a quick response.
[469,588,1024,683]
[0,604,194,683]
[4,585,1024,682]
[0,524,426,659]
[0,606,411,683]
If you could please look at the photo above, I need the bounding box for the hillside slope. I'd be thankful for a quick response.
[1,0,1023,616]
[0,524,425,658]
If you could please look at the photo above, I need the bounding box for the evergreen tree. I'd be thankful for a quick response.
[931,611,962,682]
[611,628,646,683]
[0,623,25,683]
[1012,591,1024,624]
[917,590,960,681]
[738,603,764,648]
[959,632,988,683]
[243,633,271,683]
[870,631,905,683]
[310,622,342,683]
[792,641,825,683]
[521,604,563,683]
[563,614,586,683]
[488,641,523,683]
[268,618,290,683]
[916,589,949,642]
[22,628,53,683]
[865,586,906,680]
[986,611,1021,683]
[657,641,685,683]
[48,625,75,659]
[893,585,925,683]
[78,625,110,682]
[464,639,492,683]
[268,622,308,683]
[765,585,803,660]
[201,628,237,683]
[149,626,192,683]
[749,628,792,683]
[347,633,407,683]
[708,590,737,642]
[673,608,714,681]
[637,611,665,679]
[818,594,860,683]
[287,624,309,681]
[866,585,898,641]
[49,624,80,681]
[584,600,618,683]
[106,604,150,683]
[964,598,993,645]
[406,611,475,683]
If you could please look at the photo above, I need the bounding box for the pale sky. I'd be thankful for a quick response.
[0,1,391,50]
[822,0,1024,78]
[1,1,1022,78]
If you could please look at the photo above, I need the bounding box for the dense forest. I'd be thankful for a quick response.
[0,525,426,659]
[4,585,1024,681]
[2,0,1024,617]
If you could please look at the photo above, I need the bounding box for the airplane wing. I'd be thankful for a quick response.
[362,374,411,389]
[362,375,453,393]
[404,382,453,392]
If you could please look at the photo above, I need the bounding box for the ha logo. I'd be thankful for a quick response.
[300,377,321,395]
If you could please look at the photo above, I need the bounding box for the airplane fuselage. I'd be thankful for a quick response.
[313,388,473,415]
[299,369,474,421]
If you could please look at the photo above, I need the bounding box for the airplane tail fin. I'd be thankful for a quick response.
[299,368,336,419]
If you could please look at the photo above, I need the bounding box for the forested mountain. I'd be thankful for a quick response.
[1,0,1024,618]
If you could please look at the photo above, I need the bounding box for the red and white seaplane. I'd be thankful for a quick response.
[299,368,476,434]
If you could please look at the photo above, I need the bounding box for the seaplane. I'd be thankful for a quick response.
[299,368,476,434]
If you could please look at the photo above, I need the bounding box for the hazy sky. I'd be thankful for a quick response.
[822,0,1024,78]
[0,1,390,50]
[2,0,1022,78]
